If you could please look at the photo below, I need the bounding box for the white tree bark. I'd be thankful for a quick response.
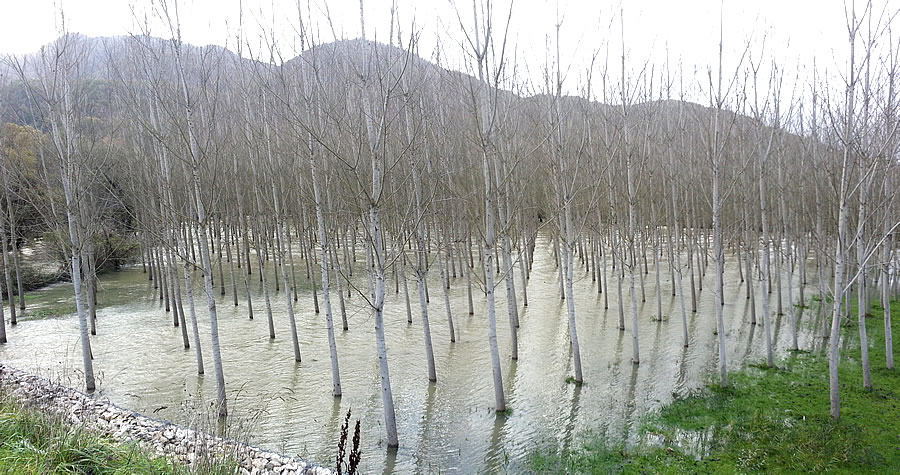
[305,98,341,393]
[164,13,228,415]
[38,44,96,391]
[830,2,859,418]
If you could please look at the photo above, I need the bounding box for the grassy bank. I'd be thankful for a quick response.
[0,397,236,474]
[530,299,899,474]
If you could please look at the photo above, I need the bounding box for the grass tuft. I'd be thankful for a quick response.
[0,396,238,474]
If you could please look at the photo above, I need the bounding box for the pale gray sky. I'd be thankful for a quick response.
[0,0,883,101]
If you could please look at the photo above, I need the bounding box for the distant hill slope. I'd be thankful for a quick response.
[1,33,784,158]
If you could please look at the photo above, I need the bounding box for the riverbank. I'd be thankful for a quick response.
[0,364,333,474]
[530,299,900,473]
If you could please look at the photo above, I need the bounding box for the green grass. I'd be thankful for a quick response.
[530,299,899,474]
[16,304,78,322]
[0,396,238,474]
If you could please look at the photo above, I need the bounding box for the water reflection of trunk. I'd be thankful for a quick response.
[414,382,438,467]
[612,321,626,366]
[600,290,610,328]
[326,398,342,469]
[626,319,663,445]
[736,289,751,329]
[599,324,627,442]
[742,320,758,365]
[559,384,582,456]
[772,312,786,353]
[649,311,665,362]
[621,357,640,443]
[550,296,568,352]
[811,299,827,347]
[674,340,691,395]
[483,359,516,468]
[382,449,397,475]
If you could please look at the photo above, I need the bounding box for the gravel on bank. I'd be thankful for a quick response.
[0,364,334,475]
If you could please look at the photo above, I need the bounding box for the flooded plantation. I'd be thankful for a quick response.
[0,236,824,472]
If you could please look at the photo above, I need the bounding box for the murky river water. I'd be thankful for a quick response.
[1,236,824,473]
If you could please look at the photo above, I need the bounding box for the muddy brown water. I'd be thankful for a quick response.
[0,236,825,473]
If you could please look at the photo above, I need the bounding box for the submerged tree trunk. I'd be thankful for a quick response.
[757,130,776,368]
[169,28,227,416]
[563,206,583,382]
[413,173,437,381]
[181,237,204,375]
[225,224,238,307]
[4,187,25,312]
[0,222,17,326]
[42,61,95,391]
[305,107,341,394]
[439,237,456,343]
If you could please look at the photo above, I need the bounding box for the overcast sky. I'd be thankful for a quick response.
[0,1,890,100]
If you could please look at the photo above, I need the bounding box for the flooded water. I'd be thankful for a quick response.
[0,235,824,473]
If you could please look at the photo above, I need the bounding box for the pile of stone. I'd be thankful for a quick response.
[0,364,333,475]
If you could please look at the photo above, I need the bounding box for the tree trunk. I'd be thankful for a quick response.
[1,225,17,326]
[169,35,227,416]
[758,140,775,368]
[5,191,25,311]
[306,114,340,392]
[856,177,873,388]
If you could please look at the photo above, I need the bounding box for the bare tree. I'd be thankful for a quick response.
[14,31,97,391]
[155,0,228,416]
